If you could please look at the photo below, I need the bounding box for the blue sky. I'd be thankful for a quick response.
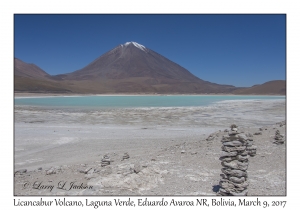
[14,14,286,87]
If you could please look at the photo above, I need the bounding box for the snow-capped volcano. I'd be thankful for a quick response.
[65,41,201,81]
[51,41,236,93]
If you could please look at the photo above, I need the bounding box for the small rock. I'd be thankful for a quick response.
[84,167,93,174]
[223,141,244,147]
[122,152,130,161]
[78,169,85,173]
[276,120,286,127]
[133,163,141,174]
[101,155,111,167]
[85,173,98,180]
[230,124,238,129]
[245,132,253,138]
[46,167,56,175]
[14,169,27,175]
[274,130,285,144]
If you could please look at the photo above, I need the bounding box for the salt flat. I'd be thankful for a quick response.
[14,99,286,195]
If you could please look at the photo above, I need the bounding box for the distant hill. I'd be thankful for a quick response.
[233,80,286,95]
[14,58,50,79]
[14,58,71,93]
[14,42,285,95]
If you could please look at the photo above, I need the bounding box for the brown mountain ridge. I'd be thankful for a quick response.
[14,42,286,95]
[233,80,286,95]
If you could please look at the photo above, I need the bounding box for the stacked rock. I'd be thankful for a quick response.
[122,152,130,161]
[218,124,249,196]
[276,120,286,127]
[245,132,257,157]
[274,130,284,144]
[101,155,110,167]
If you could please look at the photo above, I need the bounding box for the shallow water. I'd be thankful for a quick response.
[14,95,285,109]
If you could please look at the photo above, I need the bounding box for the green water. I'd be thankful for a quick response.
[14,95,285,109]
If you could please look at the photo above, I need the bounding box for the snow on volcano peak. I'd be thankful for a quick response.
[124,41,146,51]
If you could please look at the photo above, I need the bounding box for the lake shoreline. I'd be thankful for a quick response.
[14,92,286,99]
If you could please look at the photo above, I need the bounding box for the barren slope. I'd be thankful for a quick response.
[233,80,286,95]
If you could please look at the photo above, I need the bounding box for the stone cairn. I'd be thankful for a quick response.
[101,154,111,167]
[276,120,286,127]
[122,152,130,161]
[245,132,257,157]
[274,130,285,144]
[218,124,256,196]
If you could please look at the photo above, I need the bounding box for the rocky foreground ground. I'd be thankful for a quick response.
[14,121,286,196]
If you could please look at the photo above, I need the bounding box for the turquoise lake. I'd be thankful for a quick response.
[14,95,286,109]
